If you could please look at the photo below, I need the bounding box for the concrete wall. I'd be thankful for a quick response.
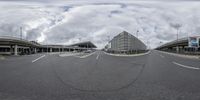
[110,31,146,51]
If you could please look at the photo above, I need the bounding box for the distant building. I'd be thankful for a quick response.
[108,31,146,52]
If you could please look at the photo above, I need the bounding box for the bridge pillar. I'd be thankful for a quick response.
[176,46,179,53]
[14,45,18,55]
[34,48,37,54]
[29,48,31,54]
[10,45,13,55]
[50,48,52,52]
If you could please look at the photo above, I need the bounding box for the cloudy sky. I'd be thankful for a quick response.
[0,0,200,48]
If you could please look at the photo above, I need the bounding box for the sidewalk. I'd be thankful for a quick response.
[104,51,151,57]
[157,50,200,59]
[0,55,5,60]
[59,52,82,57]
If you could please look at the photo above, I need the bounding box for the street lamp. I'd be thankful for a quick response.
[173,24,182,53]
[146,40,150,50]
[159,41,163,50]
[136,30,139,53]
[136,30,139,38]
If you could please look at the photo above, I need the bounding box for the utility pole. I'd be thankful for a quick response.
[136,30,139,38]
[159,41,163,45]
[146,40,150,50]
[170,23,182,53]
[136,30,139,53]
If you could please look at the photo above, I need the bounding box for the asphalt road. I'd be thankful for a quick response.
[0,50,200,100]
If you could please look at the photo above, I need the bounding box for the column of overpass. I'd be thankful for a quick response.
[14,45,18,55]
[50,48,52,52]
[34,48,37,54]
[10,45,13,55]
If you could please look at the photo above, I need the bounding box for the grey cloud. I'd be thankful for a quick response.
[1,1,200,48]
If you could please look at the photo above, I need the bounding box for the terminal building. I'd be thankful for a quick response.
[156,36,200,54]
[106,31,147,53]
[0,36,97,55]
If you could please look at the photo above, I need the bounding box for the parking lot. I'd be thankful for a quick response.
[0,50,200,100]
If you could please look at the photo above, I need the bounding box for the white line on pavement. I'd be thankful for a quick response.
[156,50,200,59]
[0,55,5,60]
[172,62,200,70]
[160,55,165,58]
[80,52,96,58]
[96,54,99,60]
[59,53,80,57]
[32,55,46,63]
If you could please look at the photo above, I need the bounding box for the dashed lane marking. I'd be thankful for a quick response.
[172,61,200,70]
[96,54,99,60]
[32,55,46,63]
[160,55,165,58]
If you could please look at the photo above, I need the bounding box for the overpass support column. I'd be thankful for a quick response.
[10,45,13,55]
[176,46,179,53]
[34,48,37,54]
[50,48,52,52]
[14,45,18,55]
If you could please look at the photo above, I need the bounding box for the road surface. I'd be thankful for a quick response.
[0,50,200,100]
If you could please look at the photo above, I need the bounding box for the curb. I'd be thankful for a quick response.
[0,55,5,60]
[157,50,200,60]
[59,53,81,57]
[104,51,151,57]
[79,52,96,58]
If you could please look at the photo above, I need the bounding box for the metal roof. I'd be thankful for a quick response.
[70,41,97,48]
[0,36,97,48]
[0,36,40,47]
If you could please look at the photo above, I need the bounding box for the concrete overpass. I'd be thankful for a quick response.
[156,36,200,54]
[0,36,97,55]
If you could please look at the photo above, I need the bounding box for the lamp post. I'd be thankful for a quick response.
[146,40,150,50]
[174,24,182,53]
[136,30,139,53]
[136,30,139,38]
[170,23,182,53]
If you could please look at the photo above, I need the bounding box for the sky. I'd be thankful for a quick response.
[0,0,200,49]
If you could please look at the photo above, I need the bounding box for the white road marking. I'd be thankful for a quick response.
[156,50,200,59]
[80,52,96,58]
[96,54,99,60]
[59,53,80,57]
[172,62,200,70]
[160,55,165,58]
[0,55,5,60]
[32,55,45,63]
